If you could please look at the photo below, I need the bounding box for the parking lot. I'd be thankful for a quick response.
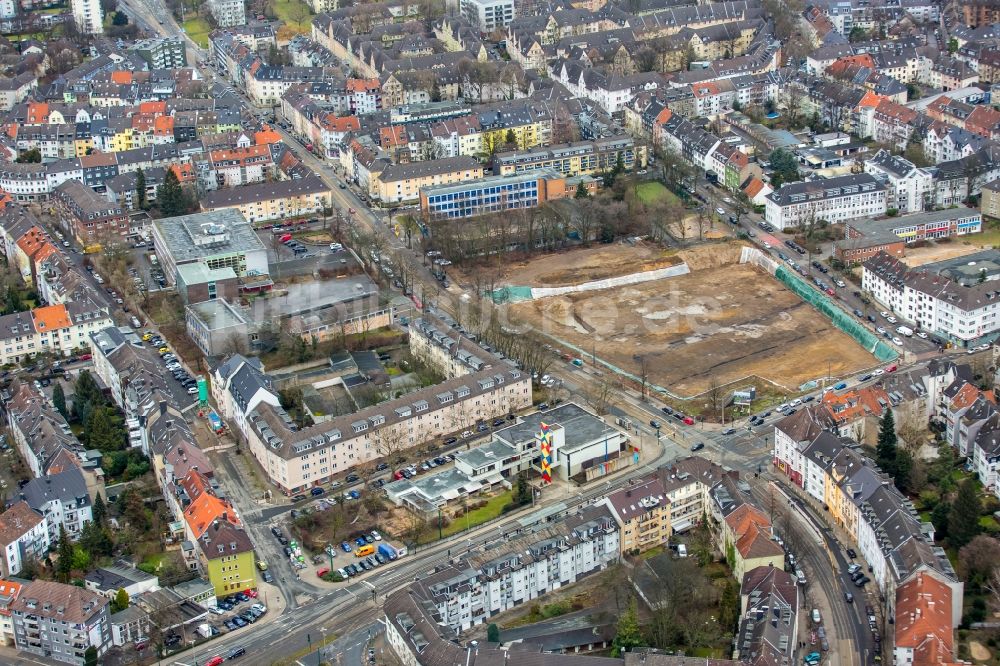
[137,331,201,404]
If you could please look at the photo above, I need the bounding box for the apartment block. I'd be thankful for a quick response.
[71,0,103,34]
[862,251,1000,348]
[460,0,515,32]
[764,174,887,230]
[493,137,646,178]
[11,580,110,665]
[209,0,246,27]
[601,477,670,555]
[0,501,48,577]
[199,175,332,225]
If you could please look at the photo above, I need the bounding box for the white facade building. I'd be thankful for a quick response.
[863,150,933,214]
[764,174,887,230]
[460,0,515,33]
[862,252,1000,347]
[72,0,103,34]
[209,0,246,27]
[0,502,49,577]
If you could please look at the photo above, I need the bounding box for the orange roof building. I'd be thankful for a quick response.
[30,304,72,333]
[254,125,282,145]
[110,71,133,85]
[894,571,963,666]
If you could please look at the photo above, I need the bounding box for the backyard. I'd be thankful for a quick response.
[634,181,678,206]
[271,0,312,37]
[182,18,210,48]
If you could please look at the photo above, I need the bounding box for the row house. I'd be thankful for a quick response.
[199,174,332,224]
[493,135,646,177]
[208,145,275,188]
[0,501,49,577]
[862,251,1000,349]
[772,410,962,624]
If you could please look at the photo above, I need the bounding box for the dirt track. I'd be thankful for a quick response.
[506,244,875,396]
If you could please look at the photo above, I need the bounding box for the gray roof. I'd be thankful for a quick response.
[201,174,330,208]
[454,438,518,471]
[493,403,619,454]
[228,360,273,415]
[152,209,265,264]
[766,173,884,206]
[19,467,91,513]
[85,561,158,593]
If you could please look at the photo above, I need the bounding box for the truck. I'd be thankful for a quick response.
[208,412,224,434]
[356,544,375,557]
[378,543,398,561]
[896,325,914,337]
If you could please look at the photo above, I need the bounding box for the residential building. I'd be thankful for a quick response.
[10,580,111,664]
[734,566,798,664]
[131,38,188,69]
[199,520,256,596]
[0,302,113,367]
[4,381,82,478]
[894,570,962,666]
[981,178,1000,219]
[51,180,129,246]
[385,504,618,637]
[419,170,595,221]
[213,314,532,495]
[0,580,23,646]
[721,503,785,581]
[19,468,93,542]
[492,137,647,177]
[764,174,887,230]
[461,0,515,32]
[151,209,268,284]
[72,0,103,34]
[862,251,1000,348]
[0,501,48,577]
[209,0,246,27]
[368,156,484,204]
[601,477,670,555]
[185,298,251,357]
[863,149,933,214]
[199,175,332,225]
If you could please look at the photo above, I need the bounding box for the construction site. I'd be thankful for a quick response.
[499,242,886,397]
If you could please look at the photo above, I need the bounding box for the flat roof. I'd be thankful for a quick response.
[153,209,265,263]
[494,402,621,454]
[454,438,517,471]
[421,170,561,197]
[386,466,483,504]
[248,275,378,321]
[177,263,238,286]
[187,299,249,330]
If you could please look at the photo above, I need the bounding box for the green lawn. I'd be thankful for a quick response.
[422,490,514,542]
[271,0,313,32]
[635,181,679,205]
[182,17,211,48]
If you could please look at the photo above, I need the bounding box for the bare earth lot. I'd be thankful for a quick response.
[901,241,985,267]
[455,243,683,287]
[506,244,875,395]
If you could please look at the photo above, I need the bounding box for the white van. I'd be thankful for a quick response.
[811,609,822,624]
[676,544,688,558]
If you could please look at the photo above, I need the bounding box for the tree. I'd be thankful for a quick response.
[931,499,951,538]
[15,148,41,163]
[56,524,73,582]
[876,409,897,476]
[92,493,107,526]
[959,535,1000,585]
[135,167,147,210]
[87,407,121,452]
[112,10,128,25]
[848,26,867,42]
[768,148,799,185]
[157,168,187,217]
[719,579,740,630]
[52,382,67,420]
[111,588,130,613]
[611,598,644,656]
[84,646,98,666]
[487,623,500,643]
[894,448,914,492]
[949,477,982,548]
[575,182,589,199]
